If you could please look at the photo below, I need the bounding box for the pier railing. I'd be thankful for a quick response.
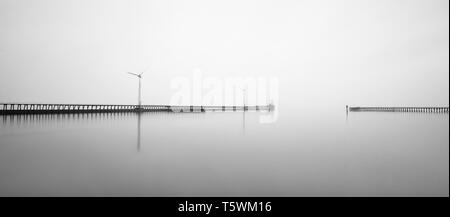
[348,106,448,113]
[0,103,274,115]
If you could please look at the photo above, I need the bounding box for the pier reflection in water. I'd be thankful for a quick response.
[0,109,448,196]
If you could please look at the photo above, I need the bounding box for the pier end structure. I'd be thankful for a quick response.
[348,106,449,113]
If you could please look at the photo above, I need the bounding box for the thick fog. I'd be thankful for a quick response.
[0,0,448,110]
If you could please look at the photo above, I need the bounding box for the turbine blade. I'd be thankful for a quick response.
[127,72,139,77]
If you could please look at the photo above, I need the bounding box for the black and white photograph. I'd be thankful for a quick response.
[0,0,448,214]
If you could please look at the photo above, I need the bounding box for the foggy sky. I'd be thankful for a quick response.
[0,0,448,109]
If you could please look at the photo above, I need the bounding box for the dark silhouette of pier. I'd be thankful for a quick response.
[348,106,449,113]
[0,103,275,115]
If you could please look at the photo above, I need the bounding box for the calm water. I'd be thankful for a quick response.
[0,109,448,196]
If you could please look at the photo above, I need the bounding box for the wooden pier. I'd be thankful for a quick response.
[348,106,449,113]
[0,103,275,115]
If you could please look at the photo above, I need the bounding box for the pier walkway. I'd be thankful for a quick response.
[0,103,274,115]
[348,106,448,113]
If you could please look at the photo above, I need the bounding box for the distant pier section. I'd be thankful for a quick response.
[348,106,448,113]
[0,103,275,115]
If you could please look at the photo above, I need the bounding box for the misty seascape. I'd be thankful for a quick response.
[0,0,448,199]
[0,109,447,196]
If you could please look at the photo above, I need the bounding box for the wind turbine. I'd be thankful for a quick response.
[127,71,144,109]
[242,87,247,111]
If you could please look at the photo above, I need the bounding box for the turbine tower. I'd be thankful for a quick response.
[242,87,247,111]
[127,72,144,109]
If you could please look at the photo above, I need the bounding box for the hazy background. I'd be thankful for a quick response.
[0,0,448,109]
[0,0,448,197]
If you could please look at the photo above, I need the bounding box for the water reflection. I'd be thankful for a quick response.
[347,109,449,120]
[0,110,447,196]
[137,112,141,151]
[346,107,349,123]
[242,111,246,134]
[0,111,252,151]
[1,112,133,127]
